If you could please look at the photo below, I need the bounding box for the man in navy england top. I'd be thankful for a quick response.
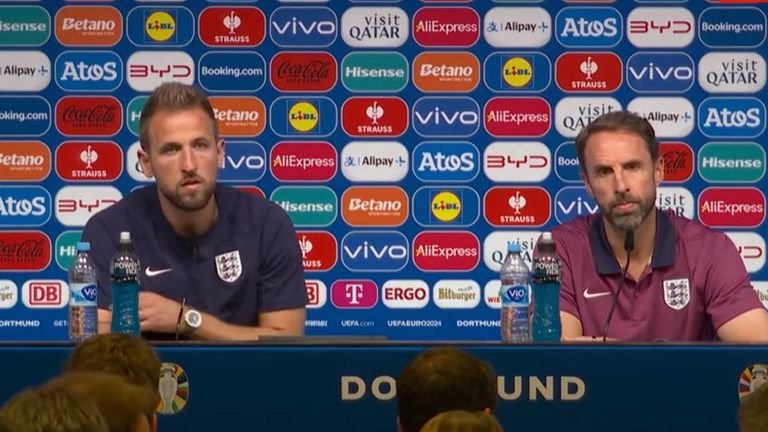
[552,110,768,342]
[82,82,307,340]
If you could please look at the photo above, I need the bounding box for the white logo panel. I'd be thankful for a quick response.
[627,97,694,138]
[483,230,541,272]
[126,142,154,183]
[484,7,552,48]
[22,280,69,309]
[433,279,481,309]
[698,52,766,94]
[484,280,501,310]
[341,141,408,182]
[657,186,695,219]
[554,97,622,137]
[0,51,50,92]
[55,186,123,227]
[627,7,695,48]
[382,279,429,309]
[483,141,551,183]
[0,280,18,309]
[341,7,409,48]
[126,51,195,92]
[726,231,766,274]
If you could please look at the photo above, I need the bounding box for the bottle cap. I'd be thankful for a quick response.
[76,241,90,252]
[541,232,553,242]
[507,242,521,253]
[119,232,131,243]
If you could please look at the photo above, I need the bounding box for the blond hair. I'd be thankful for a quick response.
[419,410,504,432]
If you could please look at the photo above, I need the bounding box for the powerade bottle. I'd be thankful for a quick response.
[531,232,562,342]
[500,242,531,343]
[68,241,97,342]
[110,231,140,335]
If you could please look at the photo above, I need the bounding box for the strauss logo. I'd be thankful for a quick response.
[508,191,527,214]
[224,11,241,34]
[366,101,383,125]
[298,235,313,258]
[79,145,97,169]
[580,56,597,80]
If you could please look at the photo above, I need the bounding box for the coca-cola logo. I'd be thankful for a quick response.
[0,231,51,271]
[55,96,123,137]
[659,142,693,182]
[270,52,337,92]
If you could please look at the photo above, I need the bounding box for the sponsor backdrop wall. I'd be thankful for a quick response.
[0,0,766,341]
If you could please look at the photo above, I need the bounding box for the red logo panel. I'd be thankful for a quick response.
[297,231,337,272]
[698,187,766,228]
[235,186,265,198]
[270,141,336,182]
[0,231,51,271]
[555,52,622,92]
[412,231,479,271]
[341,97,408,137]
[660,142,694,183]
[484,187,551,227]
[484,97,551,137]
[199,7,265,47]
[55,141,122,182]
[270,52,337,92]
[55,96,122,136]
[413,7,480,47]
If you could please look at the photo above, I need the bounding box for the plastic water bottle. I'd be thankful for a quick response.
[110,231,140,335]
[500,242,530,343]
[531,232,562,342]
[68,241,97,342]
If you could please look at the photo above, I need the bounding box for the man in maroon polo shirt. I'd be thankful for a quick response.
[553,110,768,342]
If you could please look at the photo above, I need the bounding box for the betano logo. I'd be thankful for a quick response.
[0,231,50,271]
[0,141,50,182]
[411,186,480,227]
[484,186,550,227]
[209,96,265,136]
[412,231,479,271]
[199,7,265,48]
[271,185,337,227]
[698,187,765,228]
[341,97,408,137]
[341,186,408,227]
[55,141,122,182]
[412,7,479,47]
[55,6,122,47]
[413,51,479,92]
[341,51,408,92]
[484,97,551,137]
[660,142,694,183]
[698,142,765,183]
[270,51,336,92]
[270,141,336,182]
[484,52,551,93]
[296,231,337,272]
[555,52,622,92]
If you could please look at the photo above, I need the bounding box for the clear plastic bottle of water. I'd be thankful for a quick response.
[532,232,562,342]
[68,241,97,342]
[110,231,140,335]
[500,242,531,343]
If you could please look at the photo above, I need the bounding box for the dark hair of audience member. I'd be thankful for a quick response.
[1,386,109,432]
[397,347,497,432]
[739,382,768,432]
[419,410,504,432]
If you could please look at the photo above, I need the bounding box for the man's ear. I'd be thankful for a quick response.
[138,146,154,179]
[216,138,225,168]
[654,156,664,186]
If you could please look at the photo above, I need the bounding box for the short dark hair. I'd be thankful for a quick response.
[1,386,109,432]
[64,333,161,402]
[397,348,497,432]
[739,382,768,432]
[574,110,659,173]
[139,82,218,151]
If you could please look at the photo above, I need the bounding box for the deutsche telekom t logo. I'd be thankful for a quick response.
[331,280,378,308]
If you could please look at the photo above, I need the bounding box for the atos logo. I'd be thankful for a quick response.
[271,141,336,182]
[698,52,766,94]
[698,187,765,228]
[699,142,765,184]
[217,141,266,182]
[412,231,480,272]
[296,231,337,272]
[412,7,480,48]
[55,50,121,91]
[199,7,266,48]
[126,6,195,47]
[341,230,408,272]
[0,96,51,137]
[554,142,580,183]
[699,7,766,48]
[484,97,551,137]
[555,52,622,92]
[627,7,695,48]
[727,232,766,274]
[412,96,480,138]
[483,141,551,183]
[55,141,122,182]
[0,231,51,271]
[330,280,378,309]
[412,141,479,183]
[484,186,550,227]
[382,280,429,309]
[270,96,337,137]
[0,186,51,227]
[342,97,408,137]
[484,52,551,93]
[698,97,766,139]
[554,186,598,223]
[55,186,121,227]
[270,51,337,92]
[22,280,68,309]
[660,142,694,183]
[198,52,266,92]
[555,7,622,48]
[626,52,694,93]
[411,186,480,227]
[270,6,337,47]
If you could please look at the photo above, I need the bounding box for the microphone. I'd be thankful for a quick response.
[601,229,634,341]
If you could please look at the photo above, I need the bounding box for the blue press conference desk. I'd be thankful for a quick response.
[0,342,765,432]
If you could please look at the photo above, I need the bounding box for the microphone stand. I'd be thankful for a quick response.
[601,229,634,342]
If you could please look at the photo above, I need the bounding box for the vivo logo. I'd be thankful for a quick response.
[341,230,408,272]
[554,186,598,223]
[270,7,337,47]
[626,52,694,93]
[218,141,266,182]
[412,96,480,137]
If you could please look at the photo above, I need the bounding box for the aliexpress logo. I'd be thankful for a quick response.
[55,141,122,182]
[698,187,766,228]
[484,97,551,137]
[412,7,480,48]
[341,97,408,138]
[296,230,336,272]
[0,141,50,182]
[55,6,122,47]
[412,231,479,271]
[0,231,51,271]
[413,51,480,92]
[55,96,122,137]
[484,186,551,227]
[660,142,693,183]
[209,96,266,136]
[341,186,408,227]
[270,51,337,92]
[270,141,336,182]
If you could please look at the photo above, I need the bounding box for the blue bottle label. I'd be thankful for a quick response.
[69,283,97,306]
[501,284,529,307]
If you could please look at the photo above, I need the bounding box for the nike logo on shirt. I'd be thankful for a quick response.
[145,267,172,277]
[583,289,612,299]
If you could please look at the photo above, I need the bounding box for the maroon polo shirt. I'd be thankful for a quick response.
[552,209,763,342]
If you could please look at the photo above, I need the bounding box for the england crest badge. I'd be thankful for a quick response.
[215,250,242,283]
[663,278,690,310]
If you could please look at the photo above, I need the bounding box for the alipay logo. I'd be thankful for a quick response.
[698,97,765,139]
[412,141,479,182]
[341,230,408,272]
[626,52,694,93]
[270,6,337,47]
[0,186,51,226]
[55,50,122,92]
[218,141,266,182]
[412,96,480,137]
[555,7,622,48]
[554,186,598,223]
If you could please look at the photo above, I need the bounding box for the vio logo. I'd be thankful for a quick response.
[698,97,766,139]
[554,187,598,224]
[555,7,622,47]
[412,141,479,182]
[270,7,337,47]
[341,231,408,272]
[218,142,266,182]
[55,51,122,92]
[412,97,480,138]
[626,52,694,93]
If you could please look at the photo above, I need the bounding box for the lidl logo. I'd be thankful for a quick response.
[412,231,480,271]
[126,96,146,136]
[199,52,266,93]
[484,186,551,227]
[55,230,81,271]
[55,6,122,47]
[699,7,766,48]
[341,230,408,272]
[412,141,479,183]
[0,186,51,227]
[126,7,194,47]
[55,141,122,182]
[271,141,336,182]
[555,52,622,92]
[270,96,337,137]
[270,51,337,92]
[484,97,551,137]
[199,7,266,48]
[0,6,50,47]
[341,186,408,227]
[554,96,622,137]
[555,6,622,48]
[55,50,122,92]
[0,141,50,182]
[270,6,337,47]
[554,141,580,183]
[626,51,694,93]
[217,141,266,182]
[297,231,337,272]
[412,186,480,227]
[698,97,765,138]
[341,51,408,92]
[413,51,480,92]
[660,142,694,183]
[484,7,551,48]
[412,7,480,47]
[412,96,480,138]
[484,52,550,92]
[554,186,598,223]
[271,186,337,227]
[209,96,266,137]
[698,187,765,228]
[0,96,51,137]
[341,141,408,183]
[341,97,407,137]
[698,142,765,183]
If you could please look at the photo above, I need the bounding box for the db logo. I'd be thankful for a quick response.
[412,7,480,48]
[342,97,408,137]
[484,97,551,137]
[413,51,480,92]
[330,280,378,309]
[270,141,336,182]
[0,231,51,271]
[199,7,266,47]
[270,51,337,92]
[305,280,328,309]
[341,186,408,227]
[55,6,122,47]
[484,187,551,227]
[698,187,766,228]
[297,231,337,272]
[659,142,694,183]
[555,52,622,93]
[412,231,479,271]
[55,96,122,137]
[209,96,266,137]
[22,280,68,308]
[382,280,430,309]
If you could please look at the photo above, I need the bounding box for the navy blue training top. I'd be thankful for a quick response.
[82,185,307,330]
